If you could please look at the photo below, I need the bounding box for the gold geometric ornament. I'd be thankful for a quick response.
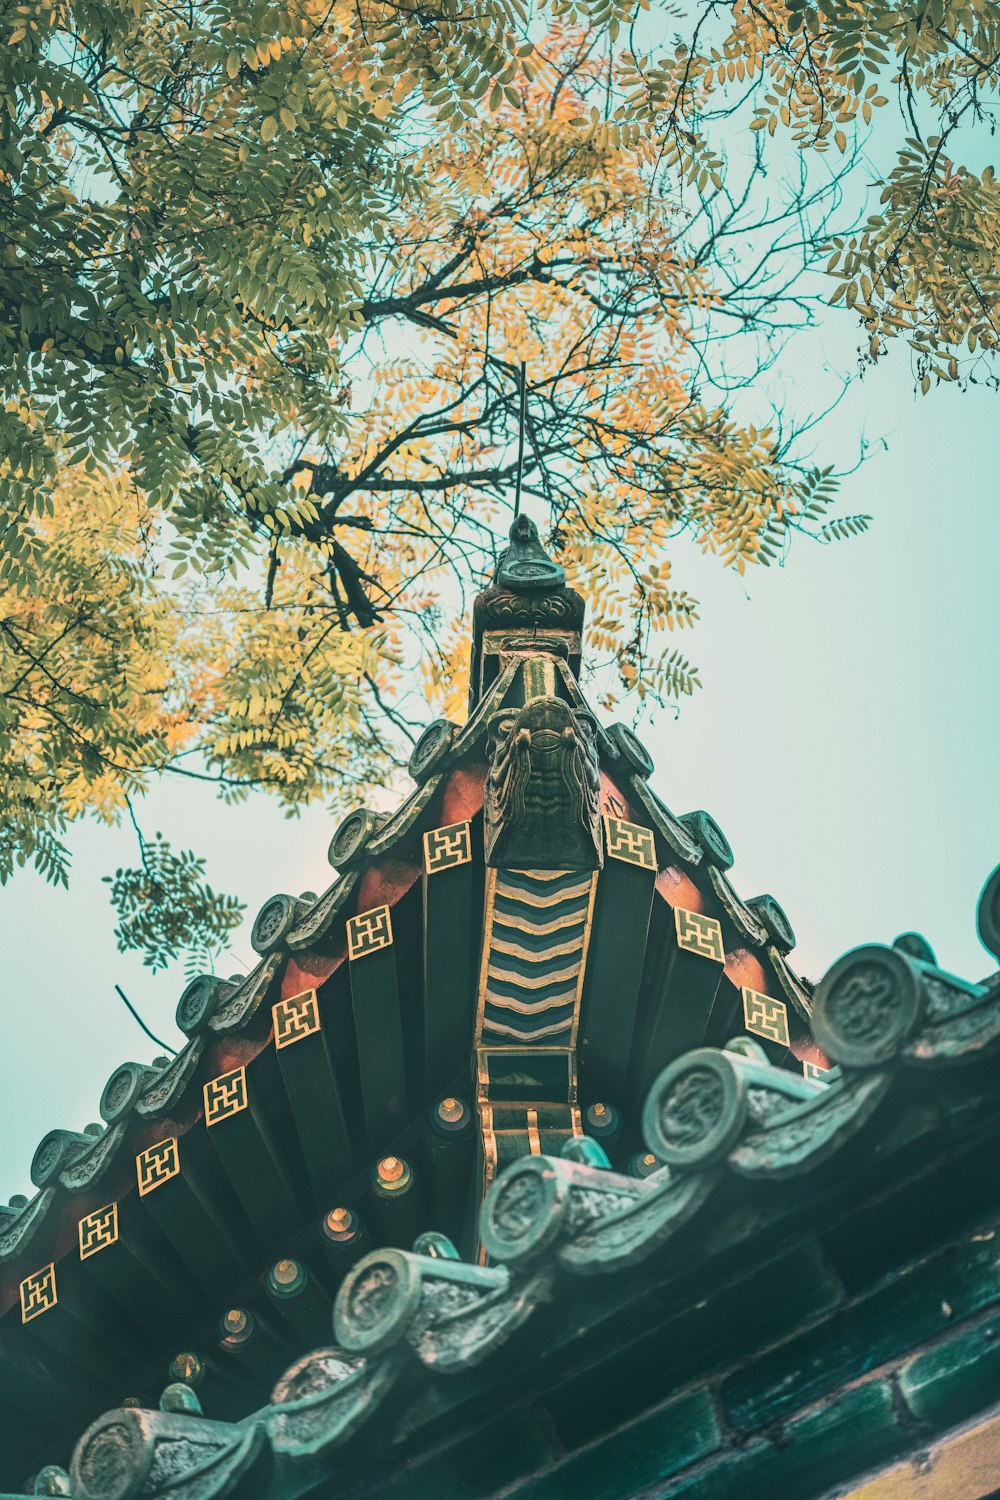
[136,1136,180,1197]
[742,986,791,1048]
[423,821,472,875]
[20,1263,57,1323]
[603,814,656,871]
[674,907,726,963]
[803,1059,831,1082]
[273,990,321,1050]
[204,1065,249,1127]
[79,1202,119,1260]
[346,904,393,961]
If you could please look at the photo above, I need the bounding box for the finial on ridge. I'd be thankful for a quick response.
[496,515,566,593]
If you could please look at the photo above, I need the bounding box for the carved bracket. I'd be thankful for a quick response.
[334,1247,548,1372]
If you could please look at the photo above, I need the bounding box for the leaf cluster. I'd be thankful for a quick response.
[103,834,244,972]
[1,0,880,968]
[615,0,1000,379]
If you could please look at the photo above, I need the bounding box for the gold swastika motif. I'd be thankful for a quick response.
[423,822,472,875]
[20,1263,57,1323]
[204,1066,248,1127]
[742,987,791,1048]
[675,907,726,963]
[347,905,393,961]
[803,1060,831,1082]
[603,815,656,871]
[136,1137,180,1197]
[273,989,320,1050]
[79,1202,119,1260]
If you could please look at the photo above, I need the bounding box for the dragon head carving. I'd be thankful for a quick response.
[485,696,602,869]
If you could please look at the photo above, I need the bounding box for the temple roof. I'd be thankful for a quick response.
[1,518,997,1497]
[6,910,1000,1497]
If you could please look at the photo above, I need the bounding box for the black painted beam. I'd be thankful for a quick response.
[580,855,656,1101]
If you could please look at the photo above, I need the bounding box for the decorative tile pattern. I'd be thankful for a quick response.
[423,821,473,874]
[803,1059,832,1082]
[20,1263,57,1323]
[136,1136,180,1197]
[742,987,791,1048]
[79,1202,119,1261]
[480,870,596,1048]
[204,1065,248,1127]
[347,905,393,961]
[603,815,656,871]
[674,907,726,964]
[273,990,321,1050]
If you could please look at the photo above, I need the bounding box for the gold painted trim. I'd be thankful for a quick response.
[567,872,599,1060]
[483,1016,578,1042]
[78,1202,119,1261]
[490,932,587,962]
[475,1044,577,1094]
[474,866,500,1046]
[487,958,583,990]
[742,985,791,1048]
[478,1043,575,1063]
[203,1065,249,1127]
[484,989,578,1015]
[19,1263,57,1324]
[481,1101,497,1183]
[674,906,726,964]
[492,908,591,937]
[495,876,594,908]
[273,989,321,1050]
[423,821,473,875]
[346,904,393,961]
[473,868,598,1245]
[136,1136,180,1197]
[603,813,657,870]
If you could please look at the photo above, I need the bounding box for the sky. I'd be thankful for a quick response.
[1,274,998,1197]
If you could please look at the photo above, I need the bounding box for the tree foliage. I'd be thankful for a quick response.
[617,0,1000,383]
[104,834,245,973]
[0,0,991,966]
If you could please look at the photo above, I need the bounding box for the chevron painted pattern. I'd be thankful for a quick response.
[481,870,595,1045]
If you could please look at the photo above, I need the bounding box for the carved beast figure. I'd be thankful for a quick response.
[485,696,602,869]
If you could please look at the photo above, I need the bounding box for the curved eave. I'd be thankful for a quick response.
[37,939,1000,1500]
[0,659,821,1487]
[0,679,807,1304]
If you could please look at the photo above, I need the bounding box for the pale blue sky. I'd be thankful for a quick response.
[1,299,997,1195]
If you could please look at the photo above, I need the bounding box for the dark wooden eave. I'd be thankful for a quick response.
[14,504,964,1492]
[7,916,1000,1500]
[0,638,827,1487]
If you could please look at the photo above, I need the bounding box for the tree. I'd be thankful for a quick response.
[613,0,1000,384]
[4,0,990,968]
